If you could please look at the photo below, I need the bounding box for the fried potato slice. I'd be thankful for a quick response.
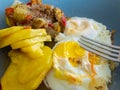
[11,35,51,49]
[0,29,47,48]
[0,26,24,38]
[20,42,44,58]
[1,46,52,90]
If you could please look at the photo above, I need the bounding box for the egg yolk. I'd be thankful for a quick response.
[53,41,85,67]
[53,41,102,84]
[53,41,86,84]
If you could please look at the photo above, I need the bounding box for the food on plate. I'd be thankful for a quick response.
[63,17,111,44]
[0,26,52,90]
[20,42,44,58]
[0,26,23,38]
[0,26,48,48]
[45,17,113,90]
[0,0,118,89]
[1,46,52,90]
[11,35,51,49]
[5,0,67,38]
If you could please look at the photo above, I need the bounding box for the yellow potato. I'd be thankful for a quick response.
[11,35,51,49]
[0,29,47,48]
[13,4,31,22]
[20,42,44,58]
[0,26,23,38]
[1,46,52,90]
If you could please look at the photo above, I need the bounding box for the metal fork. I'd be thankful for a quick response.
[78,35,120,62]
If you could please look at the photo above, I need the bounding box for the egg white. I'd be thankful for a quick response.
[45,17,112,90]
[56,17,111,44]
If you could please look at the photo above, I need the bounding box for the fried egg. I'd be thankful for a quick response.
[45,17,112,90]
[57,17,111,44]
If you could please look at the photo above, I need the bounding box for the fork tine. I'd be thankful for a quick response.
[79,39,119,58]
[78,40,120,62]
[81,35,120,50]
[80,36,120,53]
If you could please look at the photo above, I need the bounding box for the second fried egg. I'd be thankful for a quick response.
[45,17,112,90]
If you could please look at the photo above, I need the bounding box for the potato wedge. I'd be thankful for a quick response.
[0,29,47,48]
[11,35,51,49]
[1,46,52,90]
[0,26,23,38]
